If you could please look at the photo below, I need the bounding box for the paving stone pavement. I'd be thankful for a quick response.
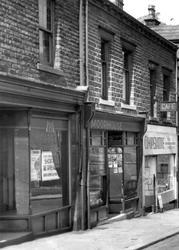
[2,209,179,250]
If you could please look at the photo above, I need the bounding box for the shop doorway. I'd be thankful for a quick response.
[108,131,139,214]
[0,128,16,213]
[0,111,29,215]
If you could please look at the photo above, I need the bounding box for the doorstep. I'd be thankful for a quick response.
[97,210,136,226]
[0,232,33,248]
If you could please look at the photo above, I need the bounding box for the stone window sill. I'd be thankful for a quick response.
[99,98,115,106]
[121,103,137,110]
[37,63,64,76]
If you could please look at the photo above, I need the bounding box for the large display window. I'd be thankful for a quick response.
[89,130,107,208]
[30,116,69,213]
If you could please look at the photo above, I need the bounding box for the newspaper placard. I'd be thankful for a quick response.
[31,150,41,181]
[42,151,59,181]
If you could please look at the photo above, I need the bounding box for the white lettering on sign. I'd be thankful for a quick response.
[160,102,176,112]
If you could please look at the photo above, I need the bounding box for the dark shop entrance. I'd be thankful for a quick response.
[108,131,140,214]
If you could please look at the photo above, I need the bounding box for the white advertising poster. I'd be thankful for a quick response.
[31,150,41,181]
[42,151,60,181]
[143,125,177,155]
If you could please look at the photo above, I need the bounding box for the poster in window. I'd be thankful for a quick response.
[42,151,60,181]
[31,150,41,181]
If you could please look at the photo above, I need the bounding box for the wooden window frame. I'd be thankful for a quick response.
[149,61,158,118]
[99,27,114,101]
[101,39,109,100]
[122,49,132,104]
[161,68,172,120]
[39,0,54,66]
[121,39,136,105]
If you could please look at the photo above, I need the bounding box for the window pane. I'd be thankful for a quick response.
[30,118,69,213]
[157,155,170,193]
[108,147,123,200]
[39,0,52,30]
[39,30,51,64]
[47,0,52,30]
[89,130,107,208]
[123,147,137,198]
[89,176,106,208]
[39,0,47,28]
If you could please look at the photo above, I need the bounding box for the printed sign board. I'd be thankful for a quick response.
[160,102,177,112]
[31,150,41,181]
[144,125,177,155]
[42,151,60,181]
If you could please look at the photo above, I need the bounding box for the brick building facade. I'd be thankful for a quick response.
[0,0,86,235]
[83,0,178,228]
[0,0,178,236]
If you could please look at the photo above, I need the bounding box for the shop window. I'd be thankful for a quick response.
[123,147,137,198]
[89,130,107,208]
[30,117,69,213]
[0,111,29,215]
[39,0,54,66]
[157,155,172,193]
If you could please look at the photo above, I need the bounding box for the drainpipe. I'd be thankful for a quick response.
[85,0,89,89]
[176,54,178,208]
[79,0,84,86]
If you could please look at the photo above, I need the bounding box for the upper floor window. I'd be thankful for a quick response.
[149,62,158,118]
[149,69,156,117]
[99,27,114,101]
[39,0,53,66]
[161,69,171,120]
[121,39,135,105]
[101,39,109,100]
[122,49,131,104]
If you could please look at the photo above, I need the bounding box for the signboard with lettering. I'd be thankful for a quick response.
[144,125,177,155]
[160,102,177,112]
[42,151,60,181]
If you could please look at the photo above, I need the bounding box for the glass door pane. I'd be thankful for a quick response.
[108,147,123,201]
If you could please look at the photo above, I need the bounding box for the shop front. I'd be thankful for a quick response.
[0,75,85,235]
[143,124,178,212]
[87,111,144,228]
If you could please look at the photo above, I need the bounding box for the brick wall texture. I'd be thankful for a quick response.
[87,0,177,124]
[0,0,176,122]
[0,0,80,88]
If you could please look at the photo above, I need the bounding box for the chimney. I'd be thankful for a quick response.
[109,0,124,9]
[148,5,156,19]
[144,5,160,27]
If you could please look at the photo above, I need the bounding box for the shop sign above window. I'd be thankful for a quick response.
[160,102,177,112]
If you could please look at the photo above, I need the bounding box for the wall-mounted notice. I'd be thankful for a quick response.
[42,151,60,181]
[31,150,41,181]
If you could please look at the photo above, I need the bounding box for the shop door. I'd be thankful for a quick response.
[108,147,124,213]
[108,131,139,214]
[0,128,16,213]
